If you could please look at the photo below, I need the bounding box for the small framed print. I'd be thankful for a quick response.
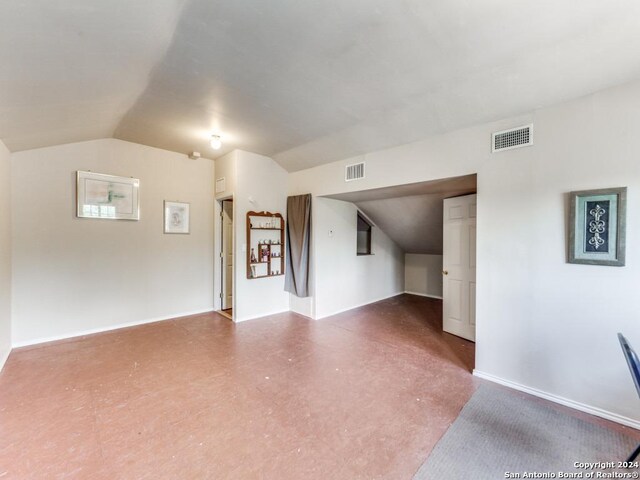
[569,187,627,266]
[164,201,190,234]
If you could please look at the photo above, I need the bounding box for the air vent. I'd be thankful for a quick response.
[345,162,365,182]
[215,177,226,193]
[492,124,533,152]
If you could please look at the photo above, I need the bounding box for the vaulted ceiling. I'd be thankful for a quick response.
[2,1,640,171]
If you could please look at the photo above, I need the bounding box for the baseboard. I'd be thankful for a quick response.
[290,311,314,320]
[404,291,443,300]
[289,307,313,320]
[233,308,291,323]
[315,291,404,320]
[473,369,640,430]
[12,308,215,349]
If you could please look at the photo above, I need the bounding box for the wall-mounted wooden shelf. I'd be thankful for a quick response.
[247,211,285,279]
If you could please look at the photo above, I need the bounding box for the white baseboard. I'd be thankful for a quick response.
[233,308,291,323]
[404,291,443,300]
[288,304,314,320]
[473,369,640,430]
[290,311,314,320]
[315,291,404,320]
[12,308,215,349]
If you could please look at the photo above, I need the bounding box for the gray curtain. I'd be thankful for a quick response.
[284,194,311,297]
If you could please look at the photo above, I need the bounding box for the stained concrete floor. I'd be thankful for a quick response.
[6,293,621,478]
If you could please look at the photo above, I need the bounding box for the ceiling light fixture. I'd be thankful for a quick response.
[210,134,222,150]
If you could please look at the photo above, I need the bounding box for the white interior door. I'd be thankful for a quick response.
[221,200,233,310]
[442,194,477,342]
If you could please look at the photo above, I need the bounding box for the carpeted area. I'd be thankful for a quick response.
[414,384,639,480]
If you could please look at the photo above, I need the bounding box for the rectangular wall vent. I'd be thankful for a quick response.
[492,124,533,152]
[345,162,365,182]
[215,177,226,193]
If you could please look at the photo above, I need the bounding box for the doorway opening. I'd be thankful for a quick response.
[219,199,233,320]
[323,174,477,368]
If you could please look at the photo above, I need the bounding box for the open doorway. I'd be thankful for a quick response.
[219,199,233,320]
[323,174,477,367]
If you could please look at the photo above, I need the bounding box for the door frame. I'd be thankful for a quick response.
[214,196,235,320]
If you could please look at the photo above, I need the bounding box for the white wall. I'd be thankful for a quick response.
[405,254,443,298]
[289,79,640,426]
[0,140,11,369]
[476,83,640,426]
[11,139,215,345]
[314,198,404,319]
[214,150,237,201]
[234,151,290,322]
[289,276,315,318]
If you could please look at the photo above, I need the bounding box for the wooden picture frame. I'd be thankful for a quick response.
[569,187,627,266]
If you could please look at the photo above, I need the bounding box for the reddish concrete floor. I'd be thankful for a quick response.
[2,294,632,479]
[1,294,477,479]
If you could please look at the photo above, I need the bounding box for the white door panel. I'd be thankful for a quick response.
[448,205,464,220]
[469,226,477,268]
[469,203,477,218]
[449,224,462,266]
[448,279,463,320]
[443,194,477,342]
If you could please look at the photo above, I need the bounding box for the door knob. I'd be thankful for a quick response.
[442,270,449,275]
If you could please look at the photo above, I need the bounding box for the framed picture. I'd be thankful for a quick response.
[77,171,140,220]
[569,187,627,266]
[164,201,190,234]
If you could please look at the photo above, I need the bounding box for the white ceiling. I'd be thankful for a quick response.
[2,1,640,170]
[328,175,477,254]
[0,0,187,152]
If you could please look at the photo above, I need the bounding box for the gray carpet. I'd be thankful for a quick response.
[413,384,638,480]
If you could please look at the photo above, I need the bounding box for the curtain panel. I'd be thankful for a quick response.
[284,194,311,297]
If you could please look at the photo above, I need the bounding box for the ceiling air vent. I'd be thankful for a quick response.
[345,162,365,182]
[492,124,533,153]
